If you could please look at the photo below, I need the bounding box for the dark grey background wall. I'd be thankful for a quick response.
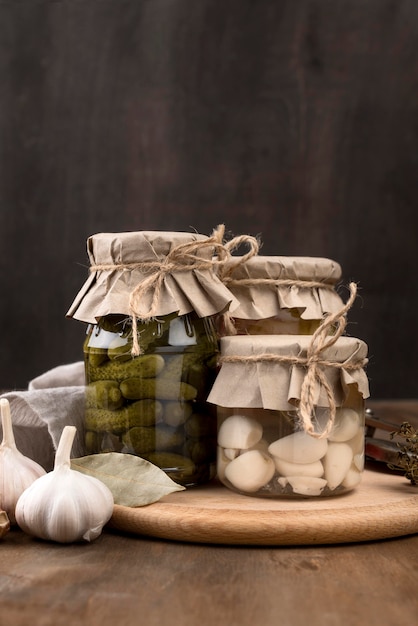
[1,0,417,398]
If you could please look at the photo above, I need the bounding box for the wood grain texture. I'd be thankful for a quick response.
[0,1,417,397]
[110,469,418,545]
[0,398,417,626]
[1,510,418,626]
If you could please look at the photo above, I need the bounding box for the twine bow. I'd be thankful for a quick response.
[297,281,361,438]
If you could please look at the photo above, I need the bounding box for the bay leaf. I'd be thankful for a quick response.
[71,452,185,507]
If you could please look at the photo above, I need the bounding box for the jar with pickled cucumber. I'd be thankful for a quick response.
[67,230,239,486]
[83,312,219,485]
[218,256,344,336]
[207,335,369,498]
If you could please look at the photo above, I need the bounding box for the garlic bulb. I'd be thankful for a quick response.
[15,425,114,543]
[0,398,46,523]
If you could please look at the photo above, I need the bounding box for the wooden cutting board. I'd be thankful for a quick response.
[109,469,418,545]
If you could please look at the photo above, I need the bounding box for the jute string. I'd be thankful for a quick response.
[89,224,260,355]
[222,277,337,289]
[219,282,367,439]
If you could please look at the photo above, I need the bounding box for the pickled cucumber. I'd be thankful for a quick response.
[86,380,123,410]
[184,412,217,438]
[107,340,132,362]
[85,399,163,432]
[158,351,201,376]
[183,438,216,464]
[162,401,193,427]
[122,425,184,455]
[88,353,166,383]
[87,348,108,367]
[120,377,198,401]
[143,452,195,478]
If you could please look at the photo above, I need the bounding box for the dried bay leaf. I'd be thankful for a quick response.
[71,452,185,507]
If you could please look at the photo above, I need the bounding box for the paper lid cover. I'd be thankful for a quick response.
[221,256,344,320]
[67,231,239,323]
[207,334,369,411]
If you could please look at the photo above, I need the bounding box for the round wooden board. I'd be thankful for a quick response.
[109,469,418,545]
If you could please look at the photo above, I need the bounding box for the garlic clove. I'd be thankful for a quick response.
[286,476,328,497]
[268,431,328,465]
[216,446,230,481]
[353,452,364,472]
[223,447,240,461]
[274,457,324,478]
[224,449,275,493]
[323,442,353,490]
[328,408,360,442]
[218,415,263,450]
[277,476,289,489]
[0,398,46,524]
[15,425,114,543]
[347,428,365,456]
[251,438,270,453]
[342,465,362,489]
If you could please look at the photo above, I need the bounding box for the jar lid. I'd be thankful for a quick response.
[67,231,239,324]
[207,334,369,411]
[220,256,344,320]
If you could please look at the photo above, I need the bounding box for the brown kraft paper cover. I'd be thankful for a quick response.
[67,231,240,324]
[220,256,344,320]
[207,334,369,411]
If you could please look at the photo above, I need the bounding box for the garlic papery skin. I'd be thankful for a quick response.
[15,425,114,543]
[0,398,46,524]
[0,509,11,538]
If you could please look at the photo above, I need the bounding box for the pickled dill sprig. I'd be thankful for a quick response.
[387,421,418,485]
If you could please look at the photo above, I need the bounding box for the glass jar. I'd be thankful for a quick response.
[207,335,369,498]
[67,230,239,486]
[218,256,344,336]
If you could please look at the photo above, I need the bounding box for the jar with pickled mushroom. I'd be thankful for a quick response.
[207,334,369,498]
[218,255,344,336]
[67,230,240,486]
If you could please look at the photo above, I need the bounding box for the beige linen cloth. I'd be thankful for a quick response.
[1,362,86,471]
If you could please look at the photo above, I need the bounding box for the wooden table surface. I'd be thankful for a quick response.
[1,400,418,626]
